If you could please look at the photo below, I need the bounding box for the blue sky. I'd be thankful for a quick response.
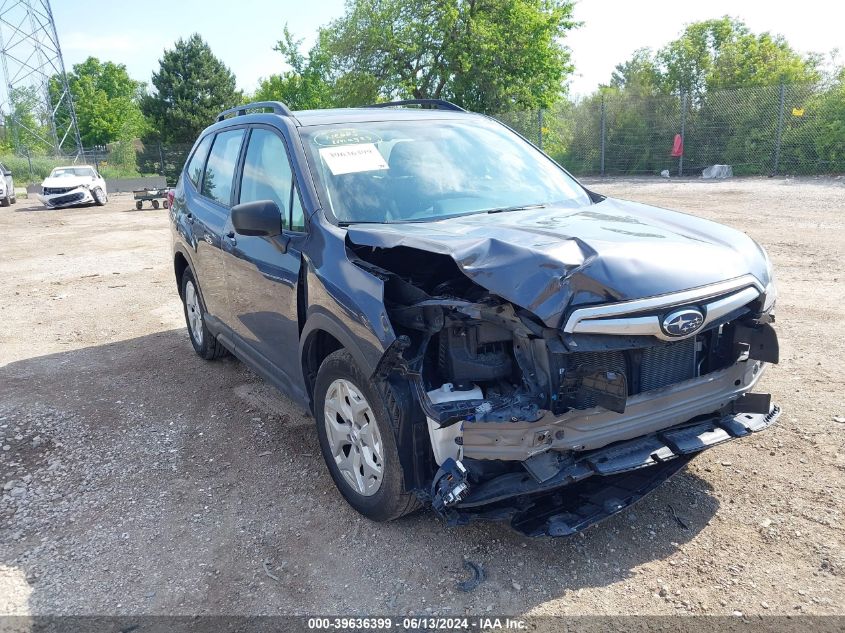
[53,0,844,98]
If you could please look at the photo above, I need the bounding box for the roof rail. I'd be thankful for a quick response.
[363,99,466,112]
[216,101,294,122]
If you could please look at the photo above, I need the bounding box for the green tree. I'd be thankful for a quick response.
[560,17,827,176]
[609,48,664,96]
[708,31,821,90]
[51,57,147,147]
[320,0,578,113]
[656,17,819,97]
[4,86,52,154]
[253,27,342,109]
[814,68,845,170]
[143,34,240,143]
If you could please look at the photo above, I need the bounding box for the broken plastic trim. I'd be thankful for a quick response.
[438,405,780,537]
[431,458,470,512]
[373,334,486,427]
[392,349,536,430]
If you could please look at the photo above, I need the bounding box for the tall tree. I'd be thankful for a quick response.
[4,86,52,153]
[604,17,819,99]
[143,34,240,143]
[52,57,147,147]
[563,17,827,177]
[323,0,578,113]
[253,27,342,109]
[656,17,819,96]
[261,0,578,113]
[610,48,663,96]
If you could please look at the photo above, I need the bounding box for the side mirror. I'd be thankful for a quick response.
[231,199,282,237]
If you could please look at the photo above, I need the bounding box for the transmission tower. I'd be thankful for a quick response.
[0,0,84,159]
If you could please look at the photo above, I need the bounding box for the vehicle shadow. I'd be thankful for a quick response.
[10,199,50,212]
[0,329,720,615]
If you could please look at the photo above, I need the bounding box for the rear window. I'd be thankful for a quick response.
[185,135,213,189]
[202,129,245,206]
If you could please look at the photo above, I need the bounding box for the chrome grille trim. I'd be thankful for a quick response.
[564,275,763,341]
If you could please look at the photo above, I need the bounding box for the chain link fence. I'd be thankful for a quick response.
[496,82,845,177]
[2,140,194,187]
[6,82,842,188]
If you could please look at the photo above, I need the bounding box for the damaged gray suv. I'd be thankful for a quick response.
[170,99,779,536]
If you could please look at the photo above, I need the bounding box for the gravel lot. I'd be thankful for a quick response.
[0,177,843,616]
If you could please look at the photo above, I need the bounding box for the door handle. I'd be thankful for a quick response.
[185,212,194,223]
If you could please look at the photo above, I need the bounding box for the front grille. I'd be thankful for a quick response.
[43,186,75,195]
[47,192,85,206]
[553,336,701,412]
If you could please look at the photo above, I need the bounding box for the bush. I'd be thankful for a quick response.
[0,155,68,186]
[98,164,142,179]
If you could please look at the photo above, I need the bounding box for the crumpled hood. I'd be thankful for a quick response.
[41,177,90,189]
[346,197,771,328]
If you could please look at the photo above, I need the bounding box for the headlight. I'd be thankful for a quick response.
[760,246,777,313]
[762,278,777,313]
[79,183,90,190]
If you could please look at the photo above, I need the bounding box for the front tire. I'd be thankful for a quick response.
[0,196,9,207]
[315,349,419,522]
[92,187,107,206]
[180,268,227,360]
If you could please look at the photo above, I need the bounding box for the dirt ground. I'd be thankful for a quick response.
[0,177,843,617]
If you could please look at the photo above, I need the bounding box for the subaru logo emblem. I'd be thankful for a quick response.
[662,308,705,337]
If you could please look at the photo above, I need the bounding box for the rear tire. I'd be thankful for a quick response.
[135,200,143,210]
[152,199,160,209]
[180,267,228,360]
[314,349,420,522]
[0,196,9,207]
[92,187,107,206]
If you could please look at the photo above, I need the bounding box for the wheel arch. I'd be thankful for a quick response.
[299,311,382,414]
[173,249,192,298]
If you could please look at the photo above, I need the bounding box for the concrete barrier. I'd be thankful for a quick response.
[104,177,168,193]
[26,176,168,195]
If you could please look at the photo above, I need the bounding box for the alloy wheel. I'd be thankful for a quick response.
[184,280,204,346]
[323,378,384,496]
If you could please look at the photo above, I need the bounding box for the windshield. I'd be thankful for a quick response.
[300,118,590,224]
[50,167,95,179]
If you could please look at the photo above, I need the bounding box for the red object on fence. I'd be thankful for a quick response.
[670,133,684,157]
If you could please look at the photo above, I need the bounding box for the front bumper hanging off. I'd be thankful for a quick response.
[438,405,781,537]
[39,188,95,208]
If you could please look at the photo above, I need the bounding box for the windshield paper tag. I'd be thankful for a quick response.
[319,143,389,175]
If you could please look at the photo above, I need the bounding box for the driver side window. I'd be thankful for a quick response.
[239,128,305,231]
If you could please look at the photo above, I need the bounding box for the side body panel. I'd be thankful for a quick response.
[170,113,396,413]
[220,124,307,385]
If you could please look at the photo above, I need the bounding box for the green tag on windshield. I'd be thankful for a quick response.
[313,128,382,146]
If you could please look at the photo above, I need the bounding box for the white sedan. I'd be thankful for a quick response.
[39,166,108,208]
